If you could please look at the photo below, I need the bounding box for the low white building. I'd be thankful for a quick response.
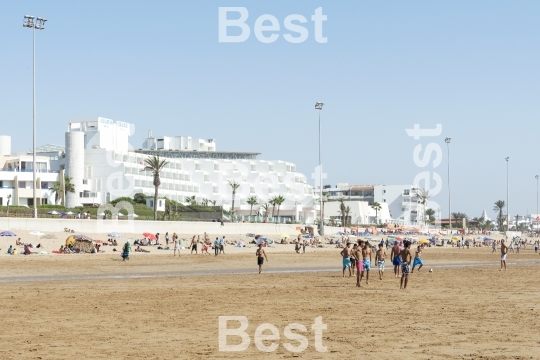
[325,183,424,225]
[0,136,61,207]
[43,117,318,223]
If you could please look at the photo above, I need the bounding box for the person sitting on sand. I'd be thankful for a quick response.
[7,245,13,255]
[16,238,23,246]
[23,245,32,255]
[135,246,150,253]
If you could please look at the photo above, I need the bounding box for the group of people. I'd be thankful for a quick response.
[340,239,426,290]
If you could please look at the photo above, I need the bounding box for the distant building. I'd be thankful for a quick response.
[324,183,424,225]
[0,135,61,207]
[36,117,318,223]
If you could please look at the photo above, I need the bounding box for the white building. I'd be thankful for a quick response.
[45,117,318,223]
[0,135,61,207]
[325,183,424,225]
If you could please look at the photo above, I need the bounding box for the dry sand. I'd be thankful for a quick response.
[1,247,540,359]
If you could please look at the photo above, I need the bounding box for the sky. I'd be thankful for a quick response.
[1,1,540,220]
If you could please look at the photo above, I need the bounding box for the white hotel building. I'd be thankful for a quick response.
[37,117,319,223]
[0,135,61,207]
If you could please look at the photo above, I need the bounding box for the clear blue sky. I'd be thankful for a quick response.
[1,1,540,220]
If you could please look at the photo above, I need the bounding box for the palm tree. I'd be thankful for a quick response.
[425,208,436,224]
[246,196,258,218]
[415,188,431,225]
[50,175,75,206]
[269,196,278,220]
[344,205,351,226]
[209,200,217,206]
[338,198,346,227]
[274,195,285,219]
[186,195,197,206]
[371,202,382,224]
[201,198,209,207]
[228,180,241,215]
[142,156,169,221]
[493,200,506,230]
[49,181,63,205]
[261,203,270,218]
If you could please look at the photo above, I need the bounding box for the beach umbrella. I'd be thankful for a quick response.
[396,236,404,241]
[29,231,45,237]
[41,234,57,239]
[47,210,60,215]
[0,231,16,237]
[128,213,139,218]
[280,234,290,238]
[418,239,430,245]
[108,232,122,238]
[142,233,157,241]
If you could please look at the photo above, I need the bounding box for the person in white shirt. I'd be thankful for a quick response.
[219,236,226,254]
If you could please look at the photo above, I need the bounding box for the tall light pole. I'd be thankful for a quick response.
[535,175,540,231]
[23,15,47,219]
[315,102,324,235]
[445,137,451,233]
[505,157,509,232]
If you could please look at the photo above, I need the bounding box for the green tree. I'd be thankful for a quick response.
[142,156,169,221]
[338,198,346,227]
[425,208,436,224]
[201,198,209,207]
[493,200,506,230]
[186,195,197,206]
[133,192,147,204]
[371,202,382,224]
[269,196,278,220]
[274,195,285,219]
[228,180,241,215]
[261,203,270,218]
[415,188,431,224]
[246,196,258,218]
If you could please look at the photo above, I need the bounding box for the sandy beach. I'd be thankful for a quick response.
[0,244,540,359]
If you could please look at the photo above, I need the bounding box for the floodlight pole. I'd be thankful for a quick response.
[23,15,46,218]
[536,175,539,231]
[445,138,451,234]
[506,157,509,232]
[315,102,324,235]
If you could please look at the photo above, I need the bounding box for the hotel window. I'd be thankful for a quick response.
[195,164,201,170]
[185,175,190,181]
[213,186,218,193]
[403,189,410,195]
[269,165,274,172]
[383,189,386,194]
[383,199,386,203]
[278,176,283,182]
[214,163,219,170]
[41,182,48,189]
[18,181,26,188]
[268,187,273,193]
[204,175,210,182]
[250,186,255,193]
[286,187,291,193]
[251,165,256,171]
[233,164,238,171]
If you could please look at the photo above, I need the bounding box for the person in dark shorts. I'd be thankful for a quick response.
[350,244,358,276]
[256,244,268,274]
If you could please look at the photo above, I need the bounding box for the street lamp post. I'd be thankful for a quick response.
[445,138,451,233]
[23,15,47,219]
[315,102,324,235]
[505,157,510,232]
[535,175,540,231]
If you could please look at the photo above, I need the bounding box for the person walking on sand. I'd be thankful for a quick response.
[350,244,358,276]
[391,241,402,278]
[190,236,198,254]
[219,236,226,254]
[400,240,412,290]
[375,243,387,280]
[173,239,181,257]
[353,240,364,287]
[500,239,508,271]
[122,240,131,261]
[256,244,268,274]
[165,232,170,247]
[214,237,219,256]
[411,245,424,273]
[359,241,372,285]
[341,243,352,277]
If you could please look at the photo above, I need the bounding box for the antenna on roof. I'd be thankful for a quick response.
[148,130,152,138]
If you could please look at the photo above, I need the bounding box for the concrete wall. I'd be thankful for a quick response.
[0,217,344,236]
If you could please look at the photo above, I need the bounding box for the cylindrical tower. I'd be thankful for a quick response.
[65,131,85,208]
[0,135,12,159]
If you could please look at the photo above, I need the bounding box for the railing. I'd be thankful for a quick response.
[0,168,58,173]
